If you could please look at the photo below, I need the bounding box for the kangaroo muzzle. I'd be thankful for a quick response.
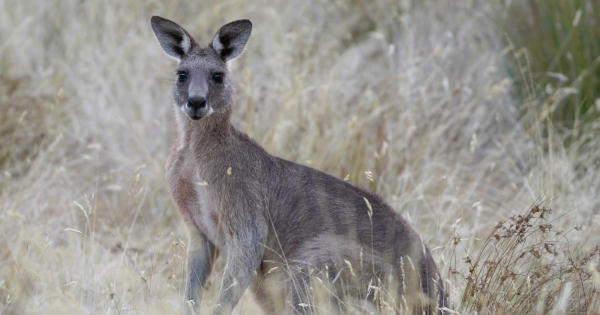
[185,97,210,120]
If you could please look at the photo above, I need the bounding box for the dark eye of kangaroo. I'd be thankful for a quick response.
[177,72,187,83]
[212,73,224,84]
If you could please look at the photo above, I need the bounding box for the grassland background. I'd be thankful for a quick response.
[0,0,599,314]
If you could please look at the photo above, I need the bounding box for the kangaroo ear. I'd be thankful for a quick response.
[211,20,252,62]
[151,16,195,61]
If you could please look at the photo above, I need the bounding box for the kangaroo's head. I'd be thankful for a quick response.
[151,16,251,121]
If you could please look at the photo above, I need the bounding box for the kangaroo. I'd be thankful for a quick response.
[151,16,447,315]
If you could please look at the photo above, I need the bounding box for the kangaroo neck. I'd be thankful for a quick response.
[177,111,234,151]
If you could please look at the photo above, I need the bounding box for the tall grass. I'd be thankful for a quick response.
[0,0,598,314]
[499,0,600,128]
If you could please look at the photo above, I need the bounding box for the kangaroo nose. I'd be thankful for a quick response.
[187,97,207,110]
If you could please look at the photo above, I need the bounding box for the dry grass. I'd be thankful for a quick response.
[0,0,598,314]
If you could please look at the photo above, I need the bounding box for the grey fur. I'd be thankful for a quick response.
[151,16,447,315]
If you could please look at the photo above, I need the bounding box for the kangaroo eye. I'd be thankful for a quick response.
[177,72,187,83]
[212,73,223,84]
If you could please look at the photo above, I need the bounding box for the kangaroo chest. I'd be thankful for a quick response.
[167,152,224,247]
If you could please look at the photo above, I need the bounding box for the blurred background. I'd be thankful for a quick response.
[0,0,599,314]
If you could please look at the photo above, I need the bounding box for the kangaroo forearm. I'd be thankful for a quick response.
[185,230,216,314]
